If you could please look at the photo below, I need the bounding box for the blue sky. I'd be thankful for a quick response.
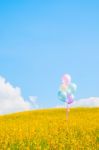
[0,0,99,109]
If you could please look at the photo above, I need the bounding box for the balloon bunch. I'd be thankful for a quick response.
[58,74,77,104]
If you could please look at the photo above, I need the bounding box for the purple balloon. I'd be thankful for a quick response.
[67,94,74,104]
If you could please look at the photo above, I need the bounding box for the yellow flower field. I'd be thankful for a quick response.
[0,108,99,150]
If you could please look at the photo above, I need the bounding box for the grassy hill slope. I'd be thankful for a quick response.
[0,108,99,149]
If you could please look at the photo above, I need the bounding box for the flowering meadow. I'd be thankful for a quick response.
[0,108,99,150]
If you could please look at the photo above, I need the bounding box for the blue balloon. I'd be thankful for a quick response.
[58,91,66,102]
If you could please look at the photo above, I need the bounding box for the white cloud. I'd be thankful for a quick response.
[0,76,32,114]
[71,97,99,107]
[56,97,99,108]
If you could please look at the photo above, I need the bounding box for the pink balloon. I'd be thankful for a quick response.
[62,74,71,85]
